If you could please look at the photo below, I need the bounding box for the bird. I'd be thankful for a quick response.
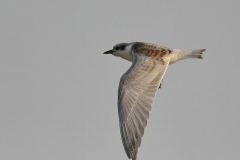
[103,42,206,160]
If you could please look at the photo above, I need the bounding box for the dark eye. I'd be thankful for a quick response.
[115,46,120,50]
[120,46,125,50]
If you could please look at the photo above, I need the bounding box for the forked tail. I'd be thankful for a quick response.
[187,49,206,59]
[170,49,206,64]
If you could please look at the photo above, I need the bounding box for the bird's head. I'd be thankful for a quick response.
[103,42,134,62]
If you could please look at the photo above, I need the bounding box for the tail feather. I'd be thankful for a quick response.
[188,49,206,59]
[170,49,206,64]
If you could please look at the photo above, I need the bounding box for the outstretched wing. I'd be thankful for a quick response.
[118,48,171,160]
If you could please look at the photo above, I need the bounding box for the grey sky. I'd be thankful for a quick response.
[0,0,240,160]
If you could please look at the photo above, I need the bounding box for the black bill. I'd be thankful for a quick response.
[103,50,115,54]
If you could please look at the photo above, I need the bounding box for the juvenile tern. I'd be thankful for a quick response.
[104,42,205,160]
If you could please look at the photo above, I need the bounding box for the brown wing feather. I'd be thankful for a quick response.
[132,42,172,57]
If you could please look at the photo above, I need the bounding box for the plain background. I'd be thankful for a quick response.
[1,0,240,160]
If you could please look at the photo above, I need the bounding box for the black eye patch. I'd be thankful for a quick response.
[115,45,126,51]
[120,46,125,50]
